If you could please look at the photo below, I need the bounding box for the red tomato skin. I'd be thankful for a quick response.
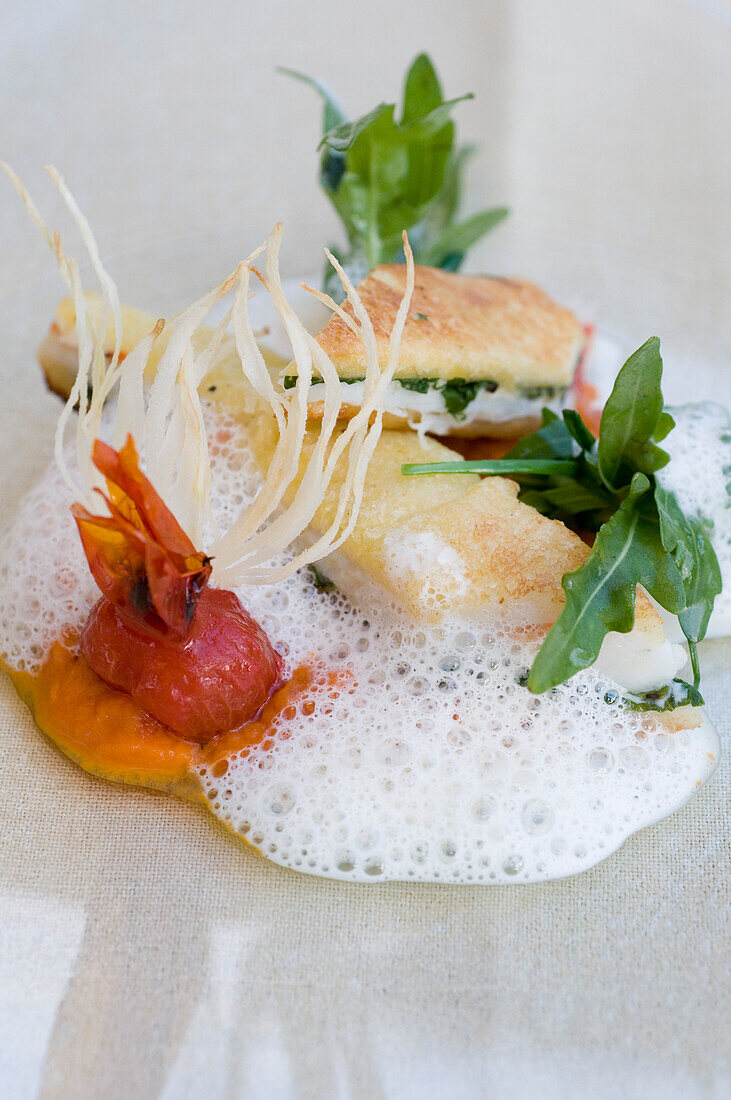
[80,587,284,743]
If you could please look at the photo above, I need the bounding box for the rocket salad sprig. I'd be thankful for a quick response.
[279,54,508,287]
[402,338,722,695]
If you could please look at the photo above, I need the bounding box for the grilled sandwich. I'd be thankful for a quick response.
[287,265,586,438]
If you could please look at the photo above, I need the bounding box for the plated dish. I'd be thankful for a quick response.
[0,57,728,884]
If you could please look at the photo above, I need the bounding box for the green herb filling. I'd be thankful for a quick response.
[620,678,704,712]
[282,374,564,420]
[307,564,336,594]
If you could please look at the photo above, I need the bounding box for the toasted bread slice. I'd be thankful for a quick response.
[37,293,286,401]
[244,417,685,697]
[316,266,584,386]
[291,265,585,436]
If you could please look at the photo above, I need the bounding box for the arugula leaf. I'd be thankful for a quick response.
[655,485,722,646]
[653,410,676,443]
[525,480,611,516]
[276,68,346,132]
[527,348,721,692]
[505,409,578,460]
[415,143,473,248]
[321,97,472,270]
[401,52,444,123]
[498,410,614,529]
[528,489,686,693]
[401,458,580,477]
[416,206,509,269]
[400,337,723,700]
[597,337,671,487]
[282,54,507,279]
[561,408,596,453]
[277,68,348,196]
[402,406,613,528]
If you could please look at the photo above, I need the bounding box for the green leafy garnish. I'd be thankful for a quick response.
[282,374,365,390]
[280,54,507,283]
[307,564,336,594]
[528,480,686,693]
[401,337,722,697]
[519,384,568,401]
[621,678,704,712]
[396,377,497,419]
[596,337,670,487]
[402,458,579,478]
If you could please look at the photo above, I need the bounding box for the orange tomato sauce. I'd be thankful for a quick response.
[572,375,602,436]
[2,636,336,804]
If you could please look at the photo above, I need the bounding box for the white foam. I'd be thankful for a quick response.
[0,464,97,672]
[0,407,720,885]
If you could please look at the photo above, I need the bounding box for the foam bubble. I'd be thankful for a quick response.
[0,467,97,671]
[0,408,720,884]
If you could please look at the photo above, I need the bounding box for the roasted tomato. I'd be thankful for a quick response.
[72,436,284,743]
[71,437,213,640]
[80,587,283,743]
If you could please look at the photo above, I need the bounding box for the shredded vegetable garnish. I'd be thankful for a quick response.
[3,165,415,587]
[210,226,415,584]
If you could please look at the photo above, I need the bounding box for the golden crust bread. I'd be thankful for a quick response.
[314,265,585,388]
[34,294,684,711]
[37,293,286,402]
[246,418,662,638]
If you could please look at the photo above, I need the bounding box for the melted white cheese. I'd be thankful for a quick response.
[596,631,685,693]
[306,379,564,429]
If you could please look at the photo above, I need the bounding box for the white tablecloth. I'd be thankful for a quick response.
[1,2,729,1096]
